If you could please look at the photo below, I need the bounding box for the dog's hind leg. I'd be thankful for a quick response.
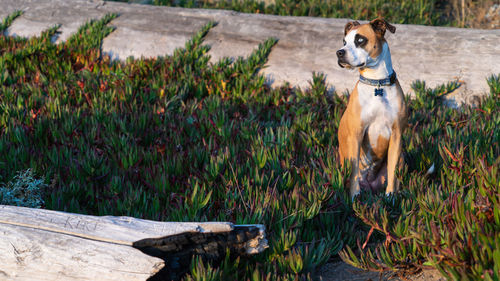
[385,125,403,194]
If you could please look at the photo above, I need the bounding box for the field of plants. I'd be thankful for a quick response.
[0,11,499,281]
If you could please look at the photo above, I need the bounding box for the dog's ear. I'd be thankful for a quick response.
[344,21,360,35]
[370,18,396,37]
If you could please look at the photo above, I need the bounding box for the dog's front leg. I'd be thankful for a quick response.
[346,134,363,199]
[385,124,402,195]
[338,106,364,199]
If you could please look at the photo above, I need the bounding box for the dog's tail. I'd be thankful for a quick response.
[425,163,436,176]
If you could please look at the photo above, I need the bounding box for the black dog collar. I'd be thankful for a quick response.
[359,72,397,96]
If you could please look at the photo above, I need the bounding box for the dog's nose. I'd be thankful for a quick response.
[336,49,345,58]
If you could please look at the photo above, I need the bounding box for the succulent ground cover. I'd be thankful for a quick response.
[111,0,498,28]
[0,12,499,280]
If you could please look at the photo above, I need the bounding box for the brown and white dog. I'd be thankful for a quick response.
[336,18,407,198]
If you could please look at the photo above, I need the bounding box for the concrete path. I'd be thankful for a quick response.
[1,0,499,96]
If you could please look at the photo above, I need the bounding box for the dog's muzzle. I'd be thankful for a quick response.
[337,49,357,68]
[336,49,347,68]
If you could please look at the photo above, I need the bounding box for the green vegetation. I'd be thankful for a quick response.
[0,169,47,208]
[1,12,499,280]
[111,0,452,26]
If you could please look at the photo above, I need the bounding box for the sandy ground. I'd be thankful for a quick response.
[317,262,446,281]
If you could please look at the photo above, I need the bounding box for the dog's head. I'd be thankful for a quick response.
[337,18,396,69]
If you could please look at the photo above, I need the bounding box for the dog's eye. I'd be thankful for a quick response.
[354,35,367,47]
[343,39,346,46]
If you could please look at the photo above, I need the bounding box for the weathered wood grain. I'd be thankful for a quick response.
[0,223,163,281]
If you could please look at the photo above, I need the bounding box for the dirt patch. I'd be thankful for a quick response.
[316,262,446,281]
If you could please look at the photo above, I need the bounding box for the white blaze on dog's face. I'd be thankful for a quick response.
[337,19,396,69]
[340,29,370,68]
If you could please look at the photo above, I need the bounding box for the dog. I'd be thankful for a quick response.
[336,18,407,198]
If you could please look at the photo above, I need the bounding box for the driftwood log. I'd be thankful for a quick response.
[2,0,499,97]
[0,205,268,280]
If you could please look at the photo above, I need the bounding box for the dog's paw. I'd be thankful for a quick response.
[384,191,397,205]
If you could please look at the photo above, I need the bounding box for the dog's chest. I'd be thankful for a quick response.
[357,83,400,126]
